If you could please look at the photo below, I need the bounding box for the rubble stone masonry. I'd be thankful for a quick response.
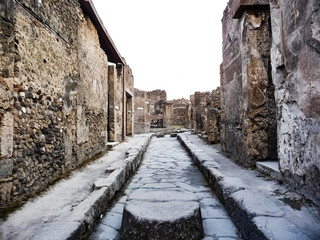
[192,88,221,143]
[0,0,133,208]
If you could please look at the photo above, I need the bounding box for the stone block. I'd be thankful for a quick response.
[120,200,203,240]
[232,0,270,18]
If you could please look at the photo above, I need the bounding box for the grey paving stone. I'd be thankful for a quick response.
[201,206,229,219]
[89,225,118,240]
[175,182,208,193]
[202,237,214,240]
[110,203,125,214]
[126,182,144,189]
[200,197,221,207]
[101,212,122,230]
[141,182,177,189]
[195,191,215,200]
[203,219,239,238]
[117,196,127,204]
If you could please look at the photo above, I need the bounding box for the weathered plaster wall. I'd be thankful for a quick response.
[0,0,114,208]
[270,0,320,202]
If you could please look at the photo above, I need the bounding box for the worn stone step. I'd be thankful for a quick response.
[256,161,282,181]
[120,189,204,240]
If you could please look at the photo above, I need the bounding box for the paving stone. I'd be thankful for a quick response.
[101,212,122,230]
[175,182,208,193]
[201,206,229,219]
[118,196,127,204]
[200,197,221,207]
[109,203,125,214]
[141,182,176,189]
[126,182,144,189]
[89,225,118,240]
[203,219,239,238]
[195,191,215,200]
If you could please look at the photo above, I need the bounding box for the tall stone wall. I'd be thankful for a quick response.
[0,0,126,208]
[270,0,320,202]
[77,15,109,162]
[221,0,320,202]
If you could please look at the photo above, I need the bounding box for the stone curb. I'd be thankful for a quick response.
[177,134,311,240]
[31,135,151,240]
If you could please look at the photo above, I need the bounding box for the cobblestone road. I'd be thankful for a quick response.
[89,136,241,240]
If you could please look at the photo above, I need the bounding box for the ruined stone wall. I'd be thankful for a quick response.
[164,98,191,128]
[270,0,320,202]
[134,89,150,134]
[221,0,276,166]
[206,88,221,143]
[192,89,221,143]
[194,91,210,134]
[0,0,111,208]
[147,89,166,128]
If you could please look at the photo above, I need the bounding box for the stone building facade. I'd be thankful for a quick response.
[221,0,320,203]
[147,89,167,128]
[164,98,191,128]
[191,88,221,143]
[134,89,191,133]
[0,0,134,208]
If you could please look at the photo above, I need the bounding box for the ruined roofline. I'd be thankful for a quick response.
[79,0,125,65]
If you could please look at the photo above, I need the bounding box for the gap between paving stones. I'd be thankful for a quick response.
[177,133,314,240]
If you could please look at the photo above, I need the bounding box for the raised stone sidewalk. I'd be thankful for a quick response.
[0,135,151,240]
[178,133,320,240]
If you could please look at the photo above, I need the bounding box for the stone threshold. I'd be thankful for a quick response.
[256,161,282,182]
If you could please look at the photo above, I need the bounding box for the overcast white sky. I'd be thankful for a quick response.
[92,0,229,100]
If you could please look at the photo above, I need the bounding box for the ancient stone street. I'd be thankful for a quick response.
[90,136,241,240]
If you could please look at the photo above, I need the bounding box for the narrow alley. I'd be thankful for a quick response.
[89,136,241,240]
